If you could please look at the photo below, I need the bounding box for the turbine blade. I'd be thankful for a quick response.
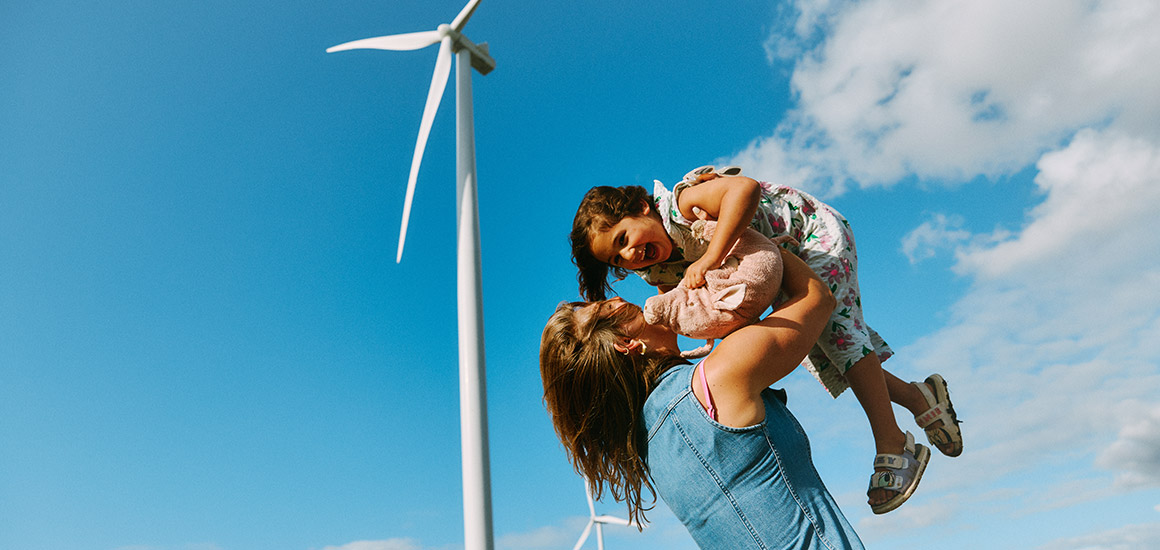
[595,515,631,526]
[396,37,453,263]
[572,521,593,550]
[450,0,481,32]
[326,30,442,53]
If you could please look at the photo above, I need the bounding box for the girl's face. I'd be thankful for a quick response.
[588,206,673,271]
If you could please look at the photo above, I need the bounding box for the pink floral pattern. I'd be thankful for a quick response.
[637,176,893,397]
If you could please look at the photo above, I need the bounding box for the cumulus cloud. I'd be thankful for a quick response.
[856,493,959,540]
[866,126,1160,541]
[954,128,1160,281]
[1097,405,1160,488]
[495,519,581,549]
[322,539,421,550]
[896,131,1160,506]
[732,0,1160,542]
[900,213,970,263]
[1039,522,1160,550]
[730,0,1160,195]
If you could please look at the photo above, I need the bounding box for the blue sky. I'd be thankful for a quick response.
[3,1,1159,549]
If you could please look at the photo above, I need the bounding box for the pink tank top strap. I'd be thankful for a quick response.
[698,361,718,421]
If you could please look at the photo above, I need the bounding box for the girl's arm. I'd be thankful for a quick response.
[675,176,761,288]
[694,248,834,427]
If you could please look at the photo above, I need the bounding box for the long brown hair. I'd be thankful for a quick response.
[539,301,685,526]
[570,185,655,301]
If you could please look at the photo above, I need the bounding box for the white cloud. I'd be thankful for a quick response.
[1039,522,1160,550]
[900,213,970,264]
[1097,404,1160,488]
[495,518,582,550]
[718,0,1160,545]
[731,0,1160,195]
[856,493,958,539]
[322,539,421,550]
[875,125,1160,534]
[748,3,1160,533]
[954,128,1160,281]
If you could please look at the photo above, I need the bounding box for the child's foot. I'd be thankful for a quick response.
[867,432,930,514]
[866,431,906,508]
[913,374,963,457]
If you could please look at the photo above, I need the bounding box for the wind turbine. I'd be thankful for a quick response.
[574,480,634,550]
[326,2,496,549]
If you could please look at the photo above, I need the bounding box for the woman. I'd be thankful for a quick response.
[540,246,865,549]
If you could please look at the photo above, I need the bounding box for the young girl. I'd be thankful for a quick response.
[541,245,866,547]
[569,166,963,514]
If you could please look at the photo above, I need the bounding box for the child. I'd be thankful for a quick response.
[569,166,963,514]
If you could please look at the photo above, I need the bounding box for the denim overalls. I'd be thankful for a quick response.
[643,364,864,550]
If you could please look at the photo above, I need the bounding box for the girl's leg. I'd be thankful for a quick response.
[884,369,960,456]
[884,369,928,414]
[844,352,907,507]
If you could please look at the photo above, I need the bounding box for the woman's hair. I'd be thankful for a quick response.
[539,301,685,526]
[570,185,654,301]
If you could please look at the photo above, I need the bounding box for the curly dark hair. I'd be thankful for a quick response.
[570,185,655,301]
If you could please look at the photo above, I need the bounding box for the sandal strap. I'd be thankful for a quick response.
[915,403,953,429]
[869,470,904,491]
[872,432,918,469]
[914,377,936,403]
[874,453,909,470]
[913,378,957,429]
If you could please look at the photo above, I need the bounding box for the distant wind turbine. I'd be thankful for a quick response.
[574,480,634,550]
[326,1,496,549]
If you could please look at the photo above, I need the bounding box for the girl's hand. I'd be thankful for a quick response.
[681,257,714,289]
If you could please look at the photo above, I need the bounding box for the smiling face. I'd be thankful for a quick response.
[588,206,674,271]
[572,297,679,357]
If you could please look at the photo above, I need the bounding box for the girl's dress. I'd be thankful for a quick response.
[634,179,892,397]
[643,362,865,549]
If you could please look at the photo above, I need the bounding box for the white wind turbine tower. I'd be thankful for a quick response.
[326,1,496,549]
[574,480,634,550]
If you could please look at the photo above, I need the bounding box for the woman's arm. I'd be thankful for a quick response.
[695,247,834,426]
[675,176,762,289]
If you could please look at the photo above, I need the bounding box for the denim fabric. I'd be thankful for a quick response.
[643,364,864,550]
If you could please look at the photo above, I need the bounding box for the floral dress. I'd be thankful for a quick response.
[635,179,893,398]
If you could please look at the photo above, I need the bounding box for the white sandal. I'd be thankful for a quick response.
[868,431,930,514]
[914,374,963,457]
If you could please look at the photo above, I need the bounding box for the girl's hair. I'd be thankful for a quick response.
[539,302,686,526]
[570,185,654,301]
